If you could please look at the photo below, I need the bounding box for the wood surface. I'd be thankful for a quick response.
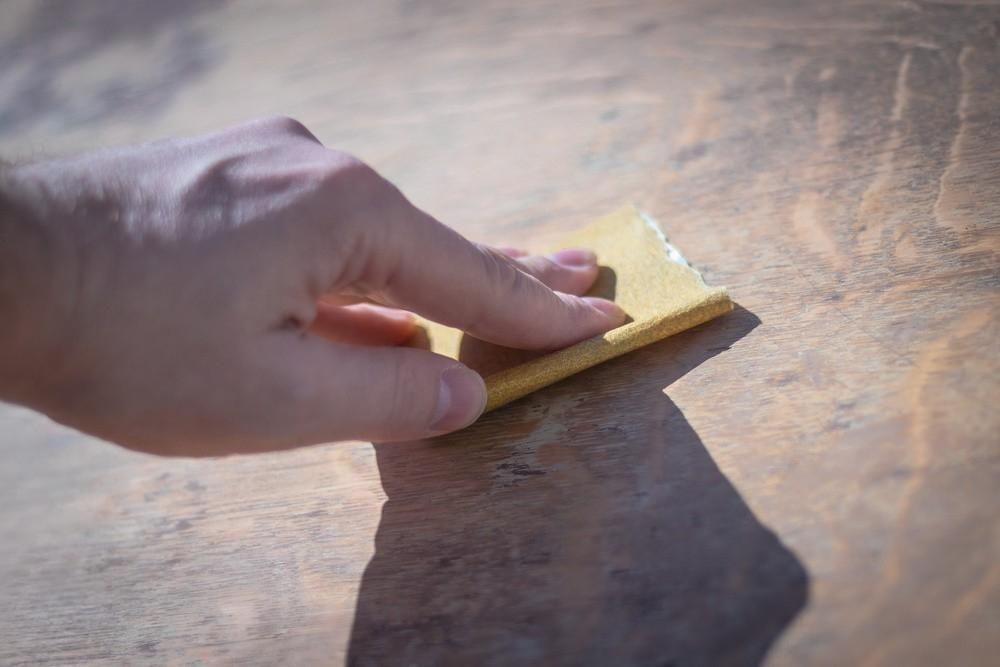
[1,0,998,665]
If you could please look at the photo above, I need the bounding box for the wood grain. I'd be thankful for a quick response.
[1,0,998,664]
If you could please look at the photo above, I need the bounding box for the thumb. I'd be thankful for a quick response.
[258,334,487,445]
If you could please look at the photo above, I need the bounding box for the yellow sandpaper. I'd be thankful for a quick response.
[422,206,732,412]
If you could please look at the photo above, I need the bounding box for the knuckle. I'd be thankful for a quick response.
[490,252,573,348]
[479,247,518,300]
[257,115,315,139]
[480,246,519,286]
[536,256,591,293]
[317,152,375,186]
[382,356,434,428]
[463,247,526,328]
[299,151,375,192]
[527,257,561,283]
[340,160,394,209]
[314,157,404,233]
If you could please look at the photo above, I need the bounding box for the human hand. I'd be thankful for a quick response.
[0,117,624,456]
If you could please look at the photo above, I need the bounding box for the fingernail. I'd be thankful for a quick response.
[548,248,597,268]
[583,297,626,324]
[430,366,487,433]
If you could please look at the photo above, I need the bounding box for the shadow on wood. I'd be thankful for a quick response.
[348,306,808,666]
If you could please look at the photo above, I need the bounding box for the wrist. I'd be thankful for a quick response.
[0,163,86,408]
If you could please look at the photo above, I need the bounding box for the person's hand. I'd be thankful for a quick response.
[0,117,624,456]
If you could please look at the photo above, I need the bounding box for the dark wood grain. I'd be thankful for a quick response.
[1,0,998,664]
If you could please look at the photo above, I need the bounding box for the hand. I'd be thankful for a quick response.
[0,117,624,456]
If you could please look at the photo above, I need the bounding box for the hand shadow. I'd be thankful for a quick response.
[348,306,808,666]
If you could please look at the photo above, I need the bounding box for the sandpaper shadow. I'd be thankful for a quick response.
[348,305,808,666]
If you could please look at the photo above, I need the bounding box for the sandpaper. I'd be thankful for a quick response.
[419,206,732,412]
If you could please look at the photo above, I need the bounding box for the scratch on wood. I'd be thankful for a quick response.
[933,46,974,232]
[674,88,720,148]
[864,308,995,666]
[856,52,912,249]
[938,563,1000,641]
[717,18,884,31]
[779,244,915,368]
[895,0,924,12]
[883,36,940,51]
[793,191,846,270]
[817,94,841,147]
[890,52,913,122]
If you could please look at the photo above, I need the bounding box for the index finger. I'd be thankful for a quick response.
[333,173,625,350]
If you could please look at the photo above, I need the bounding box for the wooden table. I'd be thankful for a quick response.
[2,1,997,664]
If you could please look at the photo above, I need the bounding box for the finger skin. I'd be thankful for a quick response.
[258,337,486,444]
[330,185,625,350]
[514,250,600,296]
[0,116,622,456]
[151,337,484,455]
[309,303,416,346]
[494,246,529,258]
